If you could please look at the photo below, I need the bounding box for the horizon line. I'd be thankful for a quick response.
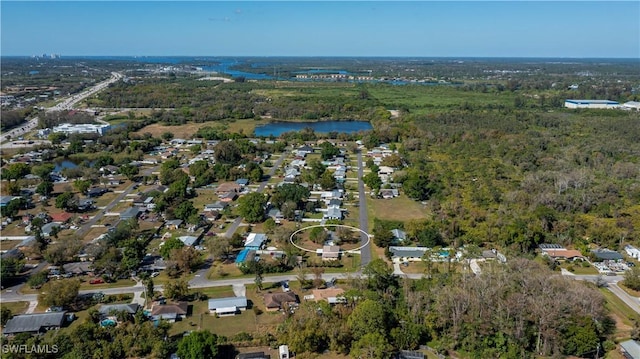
[2,55,640,60]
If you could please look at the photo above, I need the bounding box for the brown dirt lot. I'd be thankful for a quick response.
[134,123,215,139]
[133,119,269,139]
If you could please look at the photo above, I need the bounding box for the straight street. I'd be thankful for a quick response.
[222,151,286,239]
[74,165,159,239]
[357,151,371,267]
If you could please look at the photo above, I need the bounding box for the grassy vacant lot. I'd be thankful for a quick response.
[0,223,27,236]
[1,301,29,315]
[208,261,248,280]
[367,194,428,226]
[0,240,22,251]
[366,84,517,114]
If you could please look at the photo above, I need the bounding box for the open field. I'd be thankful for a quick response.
[134,118,268,139]
[368,194,429,223]
[367,85,518,114]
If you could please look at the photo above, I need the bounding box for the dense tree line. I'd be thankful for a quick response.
[278,259,613,358]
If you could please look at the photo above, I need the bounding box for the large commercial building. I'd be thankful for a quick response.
[52,123,111,136]
[564,99,619,109]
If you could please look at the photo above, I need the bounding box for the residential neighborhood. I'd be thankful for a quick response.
[1,51,640,359]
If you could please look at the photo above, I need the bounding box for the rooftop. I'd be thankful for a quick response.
[245,233,267,248]
[99,303,139,315]
[3,312,67,335]
[565,99,619,105]
[208,296,248,310]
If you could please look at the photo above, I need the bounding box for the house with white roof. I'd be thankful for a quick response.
[245,233,267,249]
[625,245,640,259]
[208,296,247,316]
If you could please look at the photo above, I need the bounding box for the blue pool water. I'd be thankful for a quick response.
[235,248,250,264]
[100,319,116,327]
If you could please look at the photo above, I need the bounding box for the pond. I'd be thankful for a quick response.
[53,159,95,172]
[254,120,372,137]
[54,160,79,172]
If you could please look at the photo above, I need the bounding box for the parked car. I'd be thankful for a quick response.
[89,278,104,284]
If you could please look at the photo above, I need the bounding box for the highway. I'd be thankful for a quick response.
[1,118,39,143]
[47,72,123,112]
[1,72,122,144]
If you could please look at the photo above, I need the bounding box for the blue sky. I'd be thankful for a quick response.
[1,1,639,58]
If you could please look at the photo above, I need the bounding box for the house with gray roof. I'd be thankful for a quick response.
[41,222,62,237]
[98,303,140,316]
[389,246,429,261]
[3,312,67,335]
[204,201,228,212]
[620,339,640,359]
[120,207,142,221]
[179,236,199,247]
[323,205,343,220]
[208,296,248,315]
[165,219,183,230]
[591,249,623,261]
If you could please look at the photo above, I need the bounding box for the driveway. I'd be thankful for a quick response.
[232,283,246,297]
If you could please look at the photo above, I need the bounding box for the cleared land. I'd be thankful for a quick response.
[134,118,268,138]
[367,194,429,224]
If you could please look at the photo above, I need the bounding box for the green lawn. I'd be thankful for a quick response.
[368,194,429,223]
[0,301,29,315]
[366,84,517,115]
[560,262,599,275]
[193,286,235,299]
[169,286,285,338]
[599,288,640,328]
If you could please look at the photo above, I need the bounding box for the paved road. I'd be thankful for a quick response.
[1,72,122,145]
[222,152,287,239]
[1,118,39,143]
[566,273,640,314]
[48,72,123,112]
[74,166,158,239]
[1,272,373,303]
[3,269,639,316]
[191,153,288,286]
[1,140,52,149]
[357,151,371,267]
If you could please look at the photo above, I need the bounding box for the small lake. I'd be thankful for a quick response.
[54,160,79,172]
[54,159,95,172]
[254,120,372,137]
